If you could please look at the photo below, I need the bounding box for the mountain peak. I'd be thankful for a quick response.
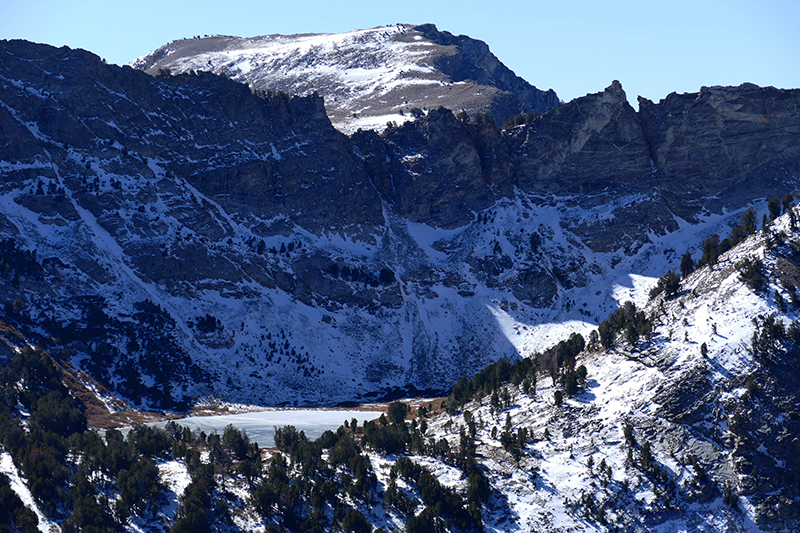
[603,79,626,100]
[130,24,559,133]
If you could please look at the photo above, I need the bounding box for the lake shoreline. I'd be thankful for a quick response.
[87,396,445,430]
[111,408,388,448]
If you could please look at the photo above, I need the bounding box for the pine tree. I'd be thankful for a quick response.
[680,252,695,277]
[741,206,757,235]
[768,195,782,220]
[700,234,720,266]
[554,390,563,407]
[783,193,794,213]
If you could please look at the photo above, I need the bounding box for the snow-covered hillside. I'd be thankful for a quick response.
[3,39,800,415]
[2,187,799,533]
[0,165,761,409]
[130,24,558,133]
[385,209,800,531]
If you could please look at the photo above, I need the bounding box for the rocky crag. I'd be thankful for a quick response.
[1,38,800,417]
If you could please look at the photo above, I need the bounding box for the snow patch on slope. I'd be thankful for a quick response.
[1,448,60,533]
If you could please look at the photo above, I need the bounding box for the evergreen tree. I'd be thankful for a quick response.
[738,257,764,292]
[768,195,782,220]
[342,509,371,533]
[554,390,563,407]
[640,441,653,471]
[741,206,757,235]
[783,193,794,213]
[472,113,496,127]
[699,234,721,266]
[649,270,680,299]
[680,252,695,278]
[387,402,409,425]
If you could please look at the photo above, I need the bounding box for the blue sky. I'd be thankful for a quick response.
[2,0,798,105]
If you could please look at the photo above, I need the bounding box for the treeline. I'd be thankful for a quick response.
[750,314,800,364]
[325,262,396,287]
[246,237,304,256]
[501,111,540,130]
[680,195,795,277]
[444,356,536,414]
[443,331,589,418]
[455,110,496,127]
[646,197,800,314]
[251,88,292,101]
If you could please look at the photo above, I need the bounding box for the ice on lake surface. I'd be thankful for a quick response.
[148,409,385,447]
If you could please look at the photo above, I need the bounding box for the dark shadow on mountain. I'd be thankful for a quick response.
[573,386,597,404]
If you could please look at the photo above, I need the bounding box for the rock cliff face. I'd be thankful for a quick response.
[352,107,514,229]
[2,38,800,412]
[638,83,800,216]
[359,79,800,251]
[0,41,383,234]
[130,24,560,133]
[509,80,653,194]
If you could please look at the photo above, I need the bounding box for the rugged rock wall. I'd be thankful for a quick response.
[352,107,514,229]
[365,79,800,250]
[509,80,653,194]
[411,23,560,117]
[638,83,800,216]
[0,40,383,234]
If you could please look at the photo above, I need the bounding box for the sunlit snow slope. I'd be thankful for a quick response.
[415,210,800,531]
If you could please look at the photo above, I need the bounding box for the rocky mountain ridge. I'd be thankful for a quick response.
[130,24,560,133]
[1,38,800,414]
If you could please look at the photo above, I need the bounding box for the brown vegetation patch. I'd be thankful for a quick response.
[0,320,24,346]
[53,356,172,429]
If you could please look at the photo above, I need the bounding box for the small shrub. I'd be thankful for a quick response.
[737,257,764,292]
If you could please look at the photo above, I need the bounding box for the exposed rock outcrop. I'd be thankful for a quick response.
[509,80,653,194]
[0,40,383,236]
[353,107,514,228]
[638,83,800,217]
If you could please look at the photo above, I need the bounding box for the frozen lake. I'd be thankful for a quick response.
[148,409,384,447]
